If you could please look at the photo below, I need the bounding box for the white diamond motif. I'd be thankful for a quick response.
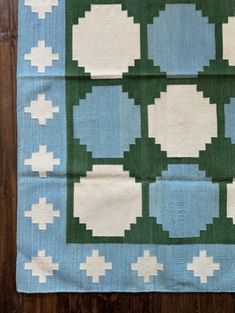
[187,250,220,283]
[24,250,59,283]
[131,250,164,283]
[24,40,59,73]
[80,250,112,283]
[24,145,60,177]
[24,197,60,230]
[25,94,59,125]
[25,0,59,19]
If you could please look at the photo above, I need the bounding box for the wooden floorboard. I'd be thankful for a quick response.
[0,0,235,312]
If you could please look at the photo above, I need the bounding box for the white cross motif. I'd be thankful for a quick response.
[24,197,60,230]
[24,145,60,177]
[24,40,59,73]
[24,94,59,125]
[24,250,59,283]
[80,250,112,283]
[187,250,220,283]
[131,250,164,283]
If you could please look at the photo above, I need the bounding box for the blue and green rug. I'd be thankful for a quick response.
[17,0,235,292]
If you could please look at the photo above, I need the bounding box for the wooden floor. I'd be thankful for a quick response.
[1,1,235,312]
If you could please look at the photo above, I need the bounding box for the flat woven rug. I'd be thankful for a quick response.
[17,0,235,292]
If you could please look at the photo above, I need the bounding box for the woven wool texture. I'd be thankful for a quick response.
[17,0,235,292]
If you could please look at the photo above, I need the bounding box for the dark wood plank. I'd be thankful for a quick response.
[0,0,235,312]
[0,0,19,312]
